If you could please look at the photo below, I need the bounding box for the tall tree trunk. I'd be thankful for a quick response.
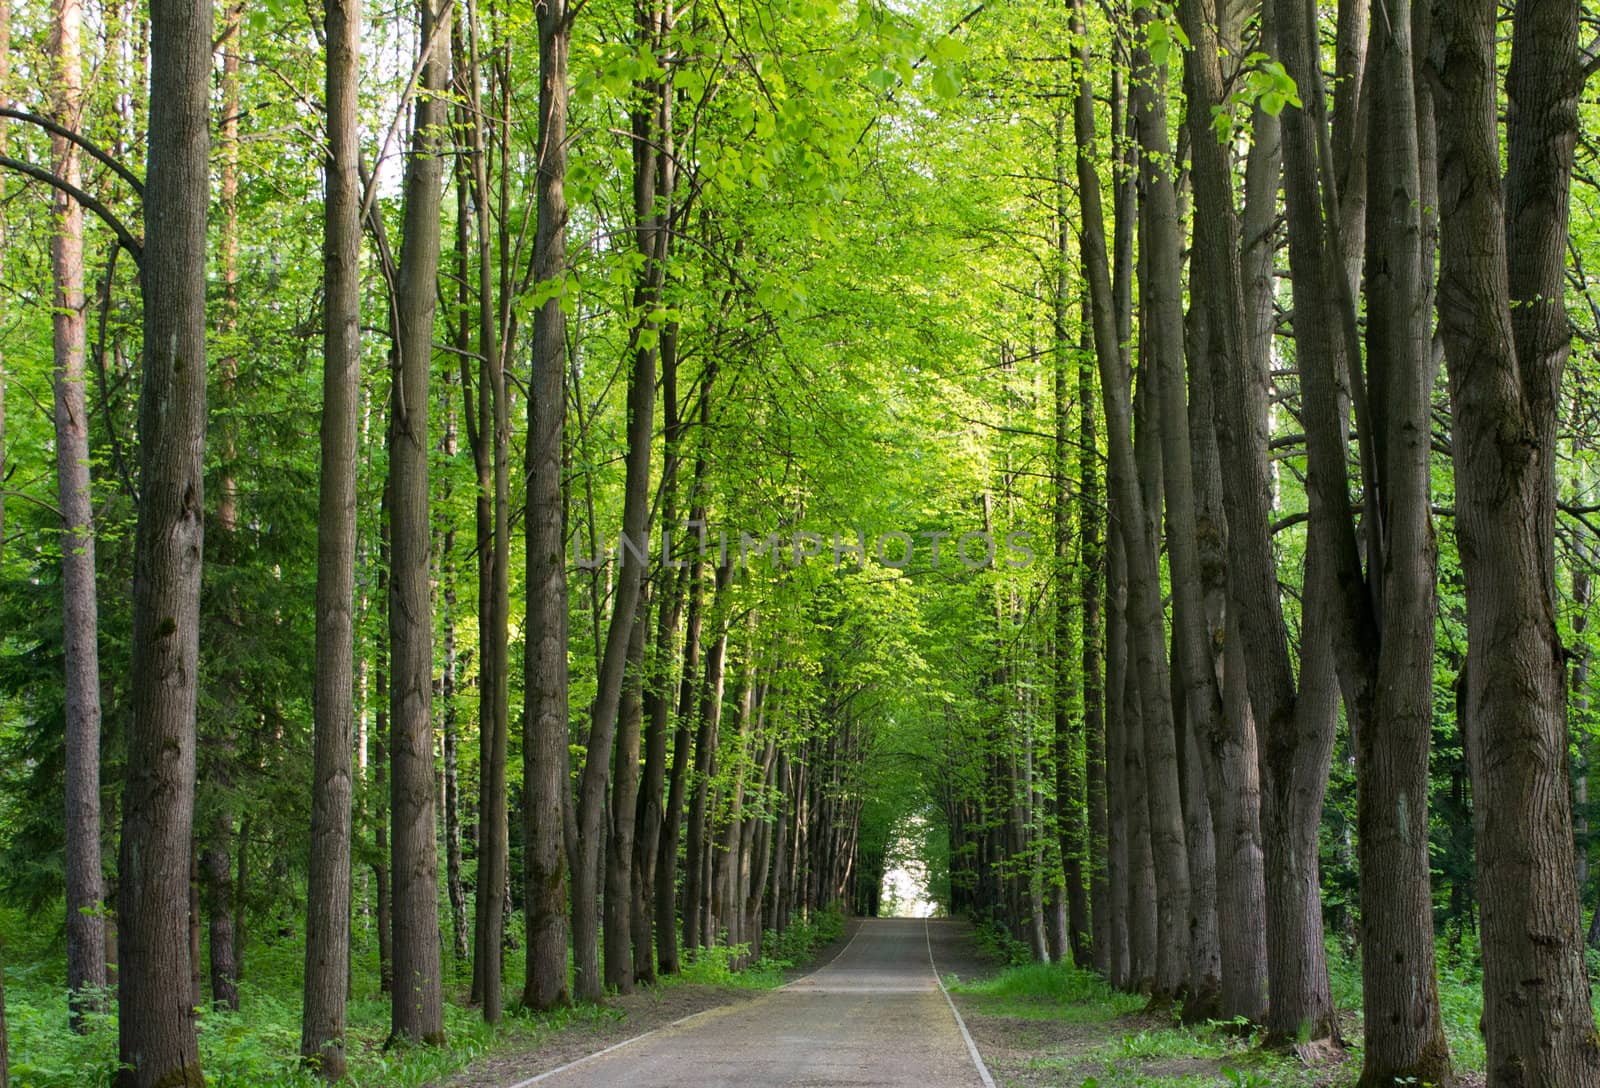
[605,599,650,992]
[1051,109,1089,965]
[1174,0,1271,1025]
[522,0,574,1011]
[1104,523,1131,987]
[1348,0,1452,1077]
[50,0,107,1026]
[200,0,245,1009]
[388,0,450,1045]
[440,534,467,962]
[570,19,666,993]
[634,506,683,984]
[201,820,236,1011]
[1072,0,1186,995]
[373,504,394,997]
[1068,0,1184,992]
[299,0,361,1065]
[656,516,708,974]
[116,0,211,1081]
[1076,297,1109,976]
[1185,0,1339,1042]
[1433,0,1600,1078]
[684,564,733,953]
[1122,623,1157,991]
[460,0,512,1016]
[1133,5,1242,1012]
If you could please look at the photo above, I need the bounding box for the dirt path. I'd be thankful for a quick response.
[480,918,992,1087]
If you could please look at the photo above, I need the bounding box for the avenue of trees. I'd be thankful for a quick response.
[0,0,1598,1084]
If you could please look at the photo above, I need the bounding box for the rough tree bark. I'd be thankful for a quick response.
[373,501,393,997]
[1348,0,1452,1077]
[200,0,245,1015]
[656,504,709,975]
[1433,0,1600,1078]
[299,0,361,1071]
[570,3,668,991]
[1078,301,1109,976]
[459,0,511,1021]
[49,0,108,1027]
[1185,0,1340,1043]
[1174,0,1272,1025]
[1133,5,1237,1015]
[1051,109,1089,966]
[523,0,574,1011]
[684,564,734,953]
[1075,0,1188,997]
[116,0,211,1081]
[388,0,450,1045]
[605,598,650,992]
[633,351,688,985]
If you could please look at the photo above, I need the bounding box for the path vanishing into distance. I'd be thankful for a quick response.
[506,919,995,1088]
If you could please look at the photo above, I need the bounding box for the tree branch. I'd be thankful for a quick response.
[0,108,145,196]
[0,155,143,266]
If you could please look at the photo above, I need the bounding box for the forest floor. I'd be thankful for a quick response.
[937,926,1490,1088]
[431,916,864,1088]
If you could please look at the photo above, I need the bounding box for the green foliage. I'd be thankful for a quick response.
[948,959,1144,1022]
[966,918,1035,968]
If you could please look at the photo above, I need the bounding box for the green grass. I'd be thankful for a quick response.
[948,957,1321,1087]
[666,907,844,991]
[947,959,1145,1022]
[0,901,842,1087]
[950,933,1572,1086]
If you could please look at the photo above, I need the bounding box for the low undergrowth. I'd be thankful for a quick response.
[669,905,845,989]
[0,901,840,1087]
[945,931,1519,1087]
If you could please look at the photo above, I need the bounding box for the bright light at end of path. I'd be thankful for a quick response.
[881,815,938,917]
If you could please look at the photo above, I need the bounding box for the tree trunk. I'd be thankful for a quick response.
[605,600,651,992]
[479,40,511,1031]
[116,0,211,1081]
[200,0,245,1017]
[1071,0,1185,995]
[201,817,237,1011]
[441,541,468,963]
[1433,0,1600,1078]
[684,564,734,953]
[298,0,360,1052]
[633,533,682,985]
[1122,624,1157,991]
[570,23,667,993]
[1075,293,1109,975]
[1348,0,1452,1077]
[388,0,449,1045]
[373,507,394,997]
[1174,0,1272,1025]
[522,0,574,1011]
[50,0,108,1027]
[1183,0,1340,1042]
[1104,523,1131,987]
[1051,110,1089,966]
[656,534,708,974]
